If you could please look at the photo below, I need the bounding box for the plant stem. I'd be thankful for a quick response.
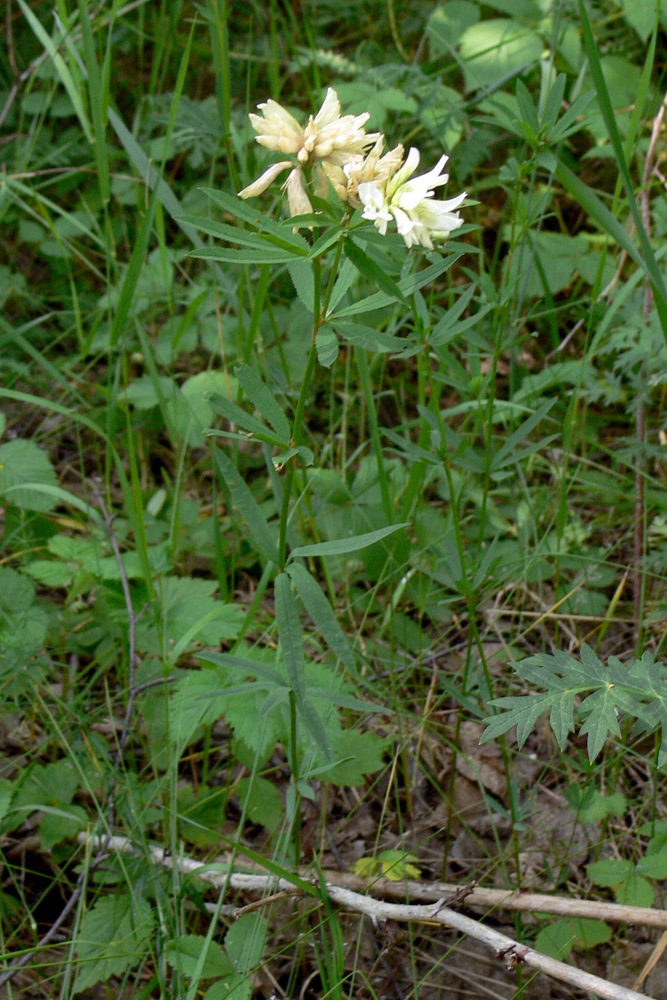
[356,347,393,522]
[277,245,345,570]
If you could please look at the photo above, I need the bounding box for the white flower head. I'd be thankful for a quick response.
[358,146,465,249]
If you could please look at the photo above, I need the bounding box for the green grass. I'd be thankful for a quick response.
[1,0,667,997]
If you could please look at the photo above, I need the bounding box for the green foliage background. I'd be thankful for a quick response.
[2,0,667,994]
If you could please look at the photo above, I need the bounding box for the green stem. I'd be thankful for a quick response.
[277,245,344,570]
[277,338,318,569]
[356,347,393,522]
[288,689,301,860]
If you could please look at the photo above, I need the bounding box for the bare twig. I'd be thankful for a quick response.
[322,870,667,930]
[81,835,660,1000]
[633,928,667,991]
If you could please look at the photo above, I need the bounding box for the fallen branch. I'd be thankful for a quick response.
[323,870,667,930]
[82,835,655,1000]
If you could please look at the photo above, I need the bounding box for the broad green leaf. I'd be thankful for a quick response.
[567,787,627,824]
[118,375,177,409]
[376,849,422,881]
[460,18,542,92]
[203,975,251,1000]
[0,439,58,512]
[236,777,283,833]
[619,0,658,39]
[39,805,87,850]
[570,918,613,950]
[214,448,279,565]
[73,894,154,993]
[165,935,233,980]
[325,730,388,786]
[0,566,36,616]
[225,914,267,973]
[427,1,480,54]
[290,523,410,559]
[168,667,233,747]
[178,783,228,847]
[137,576,245,655]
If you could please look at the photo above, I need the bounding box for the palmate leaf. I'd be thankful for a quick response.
[482,643,667,763]
[481,691,555,747]
[578,688,622,761]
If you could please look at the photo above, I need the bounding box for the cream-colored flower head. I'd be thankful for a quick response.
[249,88,380,165]
[238,88,381,210]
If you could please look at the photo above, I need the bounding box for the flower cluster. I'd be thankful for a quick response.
[239,88,465,249]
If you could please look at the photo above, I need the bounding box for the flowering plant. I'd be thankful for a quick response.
[239,87,465,249]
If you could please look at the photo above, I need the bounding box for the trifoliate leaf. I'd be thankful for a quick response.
[587,858,633,886]
[378,850,421,881]
[615,874,654,907]
[353,857,381,879]
[636,854,667,879]
[535,917,611,960]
